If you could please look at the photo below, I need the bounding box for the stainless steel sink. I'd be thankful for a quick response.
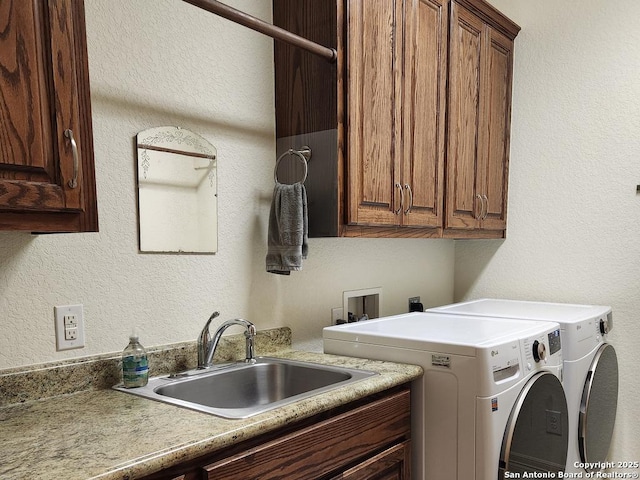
[114,357,376,418]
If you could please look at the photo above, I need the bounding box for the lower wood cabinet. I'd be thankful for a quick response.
[142,386,411,480]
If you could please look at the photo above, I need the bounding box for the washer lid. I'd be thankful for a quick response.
[500,372,569,477]
[323,312,556,355]
[429,298,611,324]
[579,343,619,469]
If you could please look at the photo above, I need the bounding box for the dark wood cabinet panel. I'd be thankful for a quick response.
[203,389,410,480]
[273,0,343,237]
[445,2,485,230]
[402,0,447,229]
[142,386,412,480]
[330,441,411,480]
[0,0,97,232]
[444,0,516,236]
[346,0,403,228]
[481,26,513,231]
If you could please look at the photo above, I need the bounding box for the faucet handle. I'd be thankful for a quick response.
[197,311,220,369]
[202,311,220,337]
[200,311,220,336]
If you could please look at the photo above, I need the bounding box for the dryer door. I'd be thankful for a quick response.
[579,343,618,469]
[499,372,569,479]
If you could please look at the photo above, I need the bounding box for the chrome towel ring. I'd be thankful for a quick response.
[274,146,311,184]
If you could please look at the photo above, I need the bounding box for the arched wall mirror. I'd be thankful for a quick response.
[136,126,218,253]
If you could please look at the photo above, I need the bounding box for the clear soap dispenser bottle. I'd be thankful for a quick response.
[122,335,149,388]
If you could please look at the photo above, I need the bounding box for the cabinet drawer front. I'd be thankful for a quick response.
[331,440,411,480]
[203,389,411,480]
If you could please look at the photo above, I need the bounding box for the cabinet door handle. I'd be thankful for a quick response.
[482,194,489,220]
[404,184,413,214]
[394,183,404,215]
[475,194,483,220]
[64,129,79,189]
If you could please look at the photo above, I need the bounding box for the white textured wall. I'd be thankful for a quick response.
[2,0,634,468]
[0,0,454,369]
[458,0,640,466]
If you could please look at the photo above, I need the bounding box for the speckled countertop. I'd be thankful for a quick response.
[0,333,422,480]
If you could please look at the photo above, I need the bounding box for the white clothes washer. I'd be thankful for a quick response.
[429,299,618,474]
[323,312,568,480]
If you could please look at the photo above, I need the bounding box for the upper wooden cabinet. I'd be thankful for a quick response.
[444,0,517,237]
[273,0,518,239]
[347,0,446,233]
[0,0,98,232]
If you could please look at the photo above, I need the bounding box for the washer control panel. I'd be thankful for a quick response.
[478,321,563,397]
[522,327,563,372]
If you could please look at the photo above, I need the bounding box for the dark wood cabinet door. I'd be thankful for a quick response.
[445,0,516,235]
[331,441,411,480]
[445,1,485,230]
[346,0,403,227]
[480,26,513,231]
[401,0,447,229]
[0,0,97,232]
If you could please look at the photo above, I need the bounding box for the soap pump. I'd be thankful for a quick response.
[122,331,149,388]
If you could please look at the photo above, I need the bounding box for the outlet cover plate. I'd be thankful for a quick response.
[54,304,85,351]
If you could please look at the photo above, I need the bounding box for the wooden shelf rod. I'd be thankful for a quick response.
[182,0,337,62]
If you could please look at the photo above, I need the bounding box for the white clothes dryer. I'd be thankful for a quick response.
[429,299,618,474]
[323,312,568,480]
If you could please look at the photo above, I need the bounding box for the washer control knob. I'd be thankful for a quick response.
[532,340,546,363]
[599,318,609,335]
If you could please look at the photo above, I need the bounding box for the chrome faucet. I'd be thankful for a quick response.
[197,312,256,369]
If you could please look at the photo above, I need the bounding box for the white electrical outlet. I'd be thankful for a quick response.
[331,307,344,325]
[54,304,85,350]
